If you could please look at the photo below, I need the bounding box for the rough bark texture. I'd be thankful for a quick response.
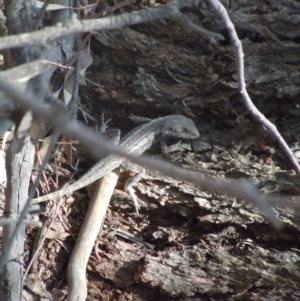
[2,140,35,301]
[79,1,300,300]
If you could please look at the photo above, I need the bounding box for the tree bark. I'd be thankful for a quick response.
[1,140,35,301]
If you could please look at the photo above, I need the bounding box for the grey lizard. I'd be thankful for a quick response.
[32,115,200,205]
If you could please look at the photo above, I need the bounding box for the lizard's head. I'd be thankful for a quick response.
[161,115,200,139]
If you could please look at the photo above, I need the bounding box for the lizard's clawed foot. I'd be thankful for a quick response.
[126,186,141,215]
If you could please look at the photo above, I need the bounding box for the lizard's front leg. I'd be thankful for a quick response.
[121,161,145,214]
[159,137,190,153]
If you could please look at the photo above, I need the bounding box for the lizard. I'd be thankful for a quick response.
[32,115,200,207]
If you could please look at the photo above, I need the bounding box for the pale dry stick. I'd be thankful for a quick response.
[34,0,52,29]
[56,210,74,240]
[0,217,41,227]
[35,146,52,195]
[67,170,120,301]
[206,0,300,175]
[38,140,79,145]
[85,0,101,16]
[0,74,284,243]
[0,0,223,51]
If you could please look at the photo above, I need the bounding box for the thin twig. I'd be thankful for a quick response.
[206,0,300,175]
[69,0,82,120]
[34,0,52,29]
[69,52,81,120]
[0,0,217,51]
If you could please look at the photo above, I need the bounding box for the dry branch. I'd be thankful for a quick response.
[206,0,300,175]
[0,0,225,52]
[67,170,119,301]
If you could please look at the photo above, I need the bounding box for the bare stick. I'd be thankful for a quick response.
[0,0,225,51]
[206,0,300,175]
[67,170,119,301]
